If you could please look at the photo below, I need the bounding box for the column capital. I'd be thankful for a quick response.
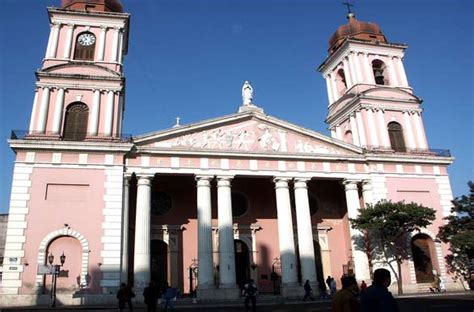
[361,180,372,191]
[100,25,108,31]
[123,177,130,187]
[273,177,290,189]
[343,179,359,191]
[293,178,310,189]
[67,23,75,28]
[137,176,152,186]
[51,22,61,29]
[217,175,233,186]
[195,175,213,186]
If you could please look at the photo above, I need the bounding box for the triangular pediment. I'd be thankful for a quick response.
[134,112,361,156]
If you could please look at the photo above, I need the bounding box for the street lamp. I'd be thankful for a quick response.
[48,251,66,307]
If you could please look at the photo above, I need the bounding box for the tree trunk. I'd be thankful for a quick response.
[396,259,403,295]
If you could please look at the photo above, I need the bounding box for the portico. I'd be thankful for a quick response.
[122,125,373,297]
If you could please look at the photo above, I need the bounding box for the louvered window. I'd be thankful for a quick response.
[63,103,89,141]
[388,122,406,152]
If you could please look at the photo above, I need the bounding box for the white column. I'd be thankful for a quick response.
[394,57,409,87]
[362,53,375,84]
[133,176,152,289]
[361,180,374,207]
[217,176,237,288]
[116,94,124,136]
[45,24,54,59]
[111,27,120,62]
[330,128,336,138]
[88,90,101,136]
[294,178,317,284]
[51,88,65,134]
[342,57,353,88]
[403,111,416,150]
[117,30,124,63]
[329,74,340,101]
[352,52,363,83]
[348,53,359,84]
[355,110,367,147]
[48,23,61,59]
[98,26,107,61]
[104,90,115,136]
[343,180,371,281]
[29,90,39,133]
[36,87,50,133]
[349,114,360,146]
[366,108,379,147]
[376,109,390,148]
[196,175,214,289]
[413,112,428,149]
[325,75,335,105]
[335,126,343,140]
[121,178,130,283]
[273,178,298,285]
[386,57,399,86]
[62,24,75,59]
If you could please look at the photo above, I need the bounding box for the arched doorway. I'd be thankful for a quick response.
[411,234,437,283]
[234,240,250,288]
[151,240,168,290]
[45,236,82,293]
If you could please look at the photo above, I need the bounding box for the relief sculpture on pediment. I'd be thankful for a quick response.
[154,121,344,155]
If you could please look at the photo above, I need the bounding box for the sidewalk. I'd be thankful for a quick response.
[1,291,471,311]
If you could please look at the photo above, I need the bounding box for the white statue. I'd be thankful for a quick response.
[242,81,253,105]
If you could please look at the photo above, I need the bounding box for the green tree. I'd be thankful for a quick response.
[438,181,474,286]
[350,200,436,294]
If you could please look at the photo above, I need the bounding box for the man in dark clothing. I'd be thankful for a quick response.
[361,268,399,312]
[117,283,135,312]
[242,279,258,312]
[303,280,315,301]
[143,281,158,312]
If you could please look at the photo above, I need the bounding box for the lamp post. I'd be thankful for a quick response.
[48,252,66,307]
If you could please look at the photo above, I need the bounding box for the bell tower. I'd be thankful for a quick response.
[318,12,429,152]
[29,0,130,141]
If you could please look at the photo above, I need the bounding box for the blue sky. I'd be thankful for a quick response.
[0,0,472,213]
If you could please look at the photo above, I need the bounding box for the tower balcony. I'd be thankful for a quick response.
[363,145,451,157]
[10,130,132,143]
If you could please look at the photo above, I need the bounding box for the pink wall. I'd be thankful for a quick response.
[21,167,106,294]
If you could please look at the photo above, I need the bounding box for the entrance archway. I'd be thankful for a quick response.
[411,234,437,283]
[234,240,250,288]
[151,240,168,289]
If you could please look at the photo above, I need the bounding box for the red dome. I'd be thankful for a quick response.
[328,13,387,54]
[61,0,124,13]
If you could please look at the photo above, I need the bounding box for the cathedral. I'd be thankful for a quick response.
[0,0,463,306]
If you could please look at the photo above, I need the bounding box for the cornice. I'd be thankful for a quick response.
[9,139,133,153]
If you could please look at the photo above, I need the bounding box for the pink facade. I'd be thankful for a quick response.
[0,2,464,307]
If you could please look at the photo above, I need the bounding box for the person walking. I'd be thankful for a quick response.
[319,279,329,299]
[117,283,135,312]
[360,280,367,294]
[162,283,179,311]
[331,276,360,312]
[242,278,258,312]
[330,277,337,296]
[143,281,159,312]
[303,280,315,301]
[361,268,398,312]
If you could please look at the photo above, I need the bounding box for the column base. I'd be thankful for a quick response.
[280,283,305,298]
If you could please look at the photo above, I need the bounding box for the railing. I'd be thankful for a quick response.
[10,130,133,143]
[364,145,451,157]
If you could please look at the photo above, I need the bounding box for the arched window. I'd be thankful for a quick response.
[74,32,96,61]
[63,102,89,141]
[372,59,388,85]
[344,130,353,144]
[335,68,347,95]
[387,121,406,152]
